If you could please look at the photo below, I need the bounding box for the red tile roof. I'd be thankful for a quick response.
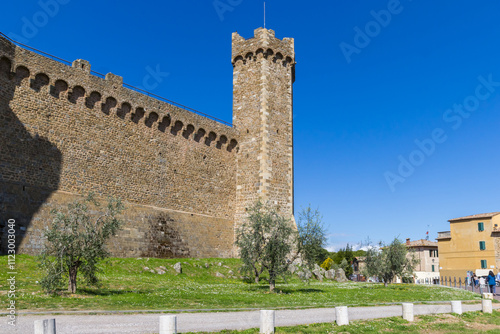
[449,212,500,222]
[406,239,438,247]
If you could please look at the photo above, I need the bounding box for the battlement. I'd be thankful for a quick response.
[0,34,239,153]
[232,28,295,66]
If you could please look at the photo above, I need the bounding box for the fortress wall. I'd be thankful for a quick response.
[0,36,238,257]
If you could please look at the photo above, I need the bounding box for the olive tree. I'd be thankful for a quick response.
[235,201,294,292]
[364,237,418,287]
[294,206,327,270]
[235,201,326,292]
[39,193,124,294]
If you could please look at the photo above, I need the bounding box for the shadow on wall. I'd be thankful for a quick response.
[0,42,62,254]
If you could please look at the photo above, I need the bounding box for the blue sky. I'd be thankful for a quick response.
[2,1,500,251]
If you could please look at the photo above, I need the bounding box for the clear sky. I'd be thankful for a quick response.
[2,1,500,251]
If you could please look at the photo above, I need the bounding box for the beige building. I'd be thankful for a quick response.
[406,238,440,284]
[437,212,500,279]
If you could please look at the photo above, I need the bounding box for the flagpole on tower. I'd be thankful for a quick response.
[264,2,266,29]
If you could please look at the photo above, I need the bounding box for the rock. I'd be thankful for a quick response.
[156,269,166,275]
[150,269,155,273]
[143,266,150,271]
[173,262,182,274]
[159,266,166,270]
[204,263,210,268]
[289,264,298,274]
[314,264,326,276]
[312,269,324,282]
[216,272,225,278]
[218,262,222,266]
[228,270,234,275]
[335,268,348,282]
[325,269,335,280]
[297,269,312,280]
[223,265,230,269]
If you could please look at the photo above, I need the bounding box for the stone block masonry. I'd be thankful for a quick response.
[0,27,295,258]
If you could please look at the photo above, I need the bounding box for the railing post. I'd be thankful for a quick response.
[451,301,462,314]
[482,298,493,313]
[459,277,462,289]
[260,310,275,334]
[335,306,349,326]
[454,277,456,288]
[34,319,56,334]
[449,276,452,287]
[159,315,177,334]
[402,303,414,322]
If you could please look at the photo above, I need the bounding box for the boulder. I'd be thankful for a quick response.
[297,269,312,280]
[156,268,166,275]
[335,268,348,282]
[312,269,324,282]
[173,262,182,274]
[159,266,166,271]
[215,272,225,278]
[325,269,335,280]
[314,263,326,276]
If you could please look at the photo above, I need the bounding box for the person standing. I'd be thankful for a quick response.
[488,271,496,295]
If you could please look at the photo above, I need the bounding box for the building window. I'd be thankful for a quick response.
[479,241,486,250]
[481,260,487,269]
[432,265,435,272]
[478,222,484,231]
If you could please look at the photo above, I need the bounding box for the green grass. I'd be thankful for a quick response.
[0,255,482,312]
[186,311,500,333]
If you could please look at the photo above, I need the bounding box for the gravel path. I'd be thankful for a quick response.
[2,303,498,333]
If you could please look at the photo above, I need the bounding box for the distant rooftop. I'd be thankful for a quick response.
[449,212,500,222]
[405,238,438,247]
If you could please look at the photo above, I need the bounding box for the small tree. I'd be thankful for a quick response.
[364,237,418,287]
[235,201,294,292]
[295,206,327,269]
[39,193,124,294]
[235,202,327,292]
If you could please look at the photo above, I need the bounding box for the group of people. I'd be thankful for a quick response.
[471,271,500,295]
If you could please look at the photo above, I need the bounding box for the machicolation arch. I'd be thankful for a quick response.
[2,57,239,154]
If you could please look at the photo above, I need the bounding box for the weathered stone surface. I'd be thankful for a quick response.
[173,262,182,274]
[0,27,296,259]
[325,269,335,280]
[215,272,225,278]
[297,269,312,280]
[335,268,348,282]
[312,269,324,282]
[156,269,166,275]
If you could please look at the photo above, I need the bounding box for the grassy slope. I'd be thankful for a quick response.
[0,255,481,312]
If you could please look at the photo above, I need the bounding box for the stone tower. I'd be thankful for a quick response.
[232,28,295,230]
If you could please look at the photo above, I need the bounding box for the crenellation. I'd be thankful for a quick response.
[0,27,294,258]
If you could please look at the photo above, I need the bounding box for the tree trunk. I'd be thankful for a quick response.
[269,279,275,293]
[68,265,78,293]
[255,276,260,284]
[384,282,388,287]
